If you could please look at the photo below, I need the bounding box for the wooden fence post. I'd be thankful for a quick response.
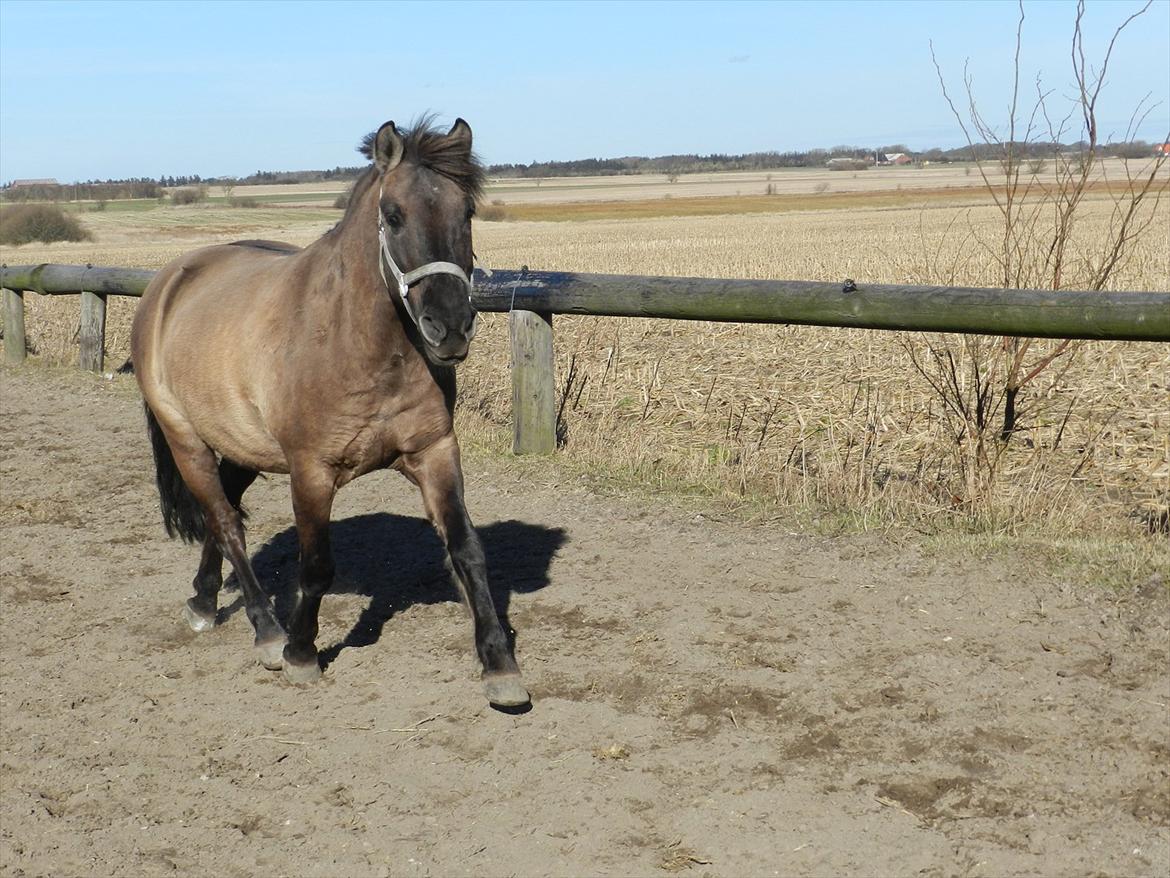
[2,288,26,365]
[79,290,106,373]
[509,309,556,454]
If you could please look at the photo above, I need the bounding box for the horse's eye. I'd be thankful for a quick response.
[382,206,403,230]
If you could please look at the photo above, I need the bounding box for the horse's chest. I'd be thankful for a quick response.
[325,397,448,477]
[332,419,389,475]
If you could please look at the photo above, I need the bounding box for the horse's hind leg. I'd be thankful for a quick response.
[162,430,286,668]
[184,538,223,632]
[184,460,258,632]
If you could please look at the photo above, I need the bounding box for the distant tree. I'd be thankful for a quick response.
[1109,139,1152,159]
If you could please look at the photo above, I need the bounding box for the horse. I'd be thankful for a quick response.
[130,117,529,709]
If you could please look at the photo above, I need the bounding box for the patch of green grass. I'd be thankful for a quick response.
[78,199,161,214]
[205,192,341,206]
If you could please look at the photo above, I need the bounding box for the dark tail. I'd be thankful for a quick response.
[144,403,206,543]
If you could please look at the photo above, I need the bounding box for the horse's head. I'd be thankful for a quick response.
[370,118,482,366]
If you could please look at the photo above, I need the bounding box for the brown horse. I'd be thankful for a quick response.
[130,117,529,708]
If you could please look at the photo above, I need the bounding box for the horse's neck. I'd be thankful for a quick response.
[303,219,415,365]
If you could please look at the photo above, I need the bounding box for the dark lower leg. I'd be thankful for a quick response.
[187,537,223,623]
[405,437,526,705]
[283,526,334,669]
[187,459,256,626]
[207,506,284,649]
[282,469,336,677]
[444,510,518,677]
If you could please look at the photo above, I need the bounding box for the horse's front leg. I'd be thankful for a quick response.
[281,464,337,684]
[403,434,530,708]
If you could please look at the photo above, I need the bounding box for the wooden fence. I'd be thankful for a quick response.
[3,262,1168,454]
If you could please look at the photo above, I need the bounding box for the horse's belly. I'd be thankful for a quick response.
[184,390,290,474]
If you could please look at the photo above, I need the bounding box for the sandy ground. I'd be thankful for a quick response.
[1,366,1168,878]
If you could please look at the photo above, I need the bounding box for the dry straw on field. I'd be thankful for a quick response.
[3,189,1167,542]
[464,197,1169,538]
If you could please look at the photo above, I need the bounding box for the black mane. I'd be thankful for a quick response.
[357,114,485,200]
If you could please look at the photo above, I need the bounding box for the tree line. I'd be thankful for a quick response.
[3,139,1160,200]
[486,139,1162,178]
[0,179,163,203]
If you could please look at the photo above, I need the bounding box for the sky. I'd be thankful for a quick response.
[1,0,1167,183]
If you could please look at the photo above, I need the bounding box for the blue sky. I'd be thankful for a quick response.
[1,0,1166,183]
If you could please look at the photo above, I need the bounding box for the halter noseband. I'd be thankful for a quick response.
[377,186,473,328]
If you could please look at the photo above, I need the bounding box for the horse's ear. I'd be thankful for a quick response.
[447,118,473,154]
[374,121,405,172]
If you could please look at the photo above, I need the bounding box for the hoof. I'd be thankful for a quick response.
[254,636,288,671]
[184,600,216,633]
[483,672,530,709]
[282,651,322,685]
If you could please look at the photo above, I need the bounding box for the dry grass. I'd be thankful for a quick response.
[477,179,1151,223]
[2,185,1167,546]
[463,196,1169,539]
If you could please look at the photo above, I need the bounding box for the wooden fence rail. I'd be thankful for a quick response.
[3,262,1168,454]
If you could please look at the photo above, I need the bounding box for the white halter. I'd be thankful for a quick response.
[377,186,473,327]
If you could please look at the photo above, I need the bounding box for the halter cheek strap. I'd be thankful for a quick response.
[377,186,474,328]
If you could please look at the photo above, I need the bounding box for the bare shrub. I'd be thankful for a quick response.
[923,0,1167,509]
[813,182,830,194]
[229,196,260,208]
[332,189,351,210]
[169,186,207,205]
[478,203,510,222]
[0,204,91,245]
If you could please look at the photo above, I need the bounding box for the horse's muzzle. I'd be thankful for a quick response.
[419,310,479,365]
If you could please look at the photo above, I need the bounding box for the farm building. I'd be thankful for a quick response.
[7,178,58,188]
[825,157,870,170]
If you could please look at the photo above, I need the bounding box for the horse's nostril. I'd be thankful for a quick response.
[419,314,448,346]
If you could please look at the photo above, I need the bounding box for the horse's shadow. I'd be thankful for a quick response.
[223,514,566,669]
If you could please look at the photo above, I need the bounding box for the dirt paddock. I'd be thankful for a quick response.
[1,366,1167,877]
